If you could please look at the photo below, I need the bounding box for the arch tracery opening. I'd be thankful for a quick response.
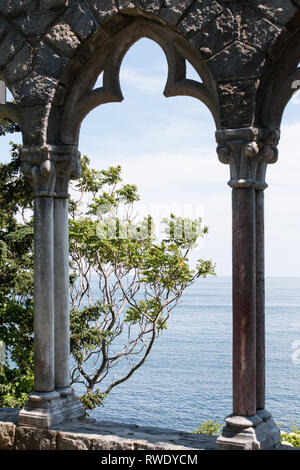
[55,17,218,146]
[76,36,229,428]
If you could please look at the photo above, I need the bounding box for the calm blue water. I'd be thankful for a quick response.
[74,277,300,432]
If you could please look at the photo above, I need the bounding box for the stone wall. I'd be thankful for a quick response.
[0,1,299,143]
[0,408,217,451]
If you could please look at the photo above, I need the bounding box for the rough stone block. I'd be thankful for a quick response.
[0,28,25,70]
[36,42,67,79]
[242,6,284,51]
[0,421,16,450]
[0,0,38,17]
[65,0,99,40]
[12,11,57,39]
[15,73,57,105]
[137,0,163,13]
[159,0,193,25]
[207,41,266,81]
[217,79,259,129]
[250,0,298,25]
[88,0,118,23]
[177,0,223,37]
[117,0,136,11]
[14,426,57,450]
[92,436,128,450]
[0,19,9,41]
[3,44,33,83]
[46,21,81,58]
[57,432,91,450]
[18,105,49,144]
[40,0,69,8]
[191,8,236,59]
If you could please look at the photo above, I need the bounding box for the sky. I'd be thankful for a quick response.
[1,38,299,277]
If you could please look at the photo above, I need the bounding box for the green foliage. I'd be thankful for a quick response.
[0,127,35,407]
[78,390,107,411]
[193,419,223,436]
[281,426,300,447]
[69,156,215,404]
[0,142,216,410]
[0,117,20,137]
[0,364,34,408]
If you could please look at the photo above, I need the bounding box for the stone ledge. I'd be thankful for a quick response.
[0,408,216,451]
[0,408,296,451]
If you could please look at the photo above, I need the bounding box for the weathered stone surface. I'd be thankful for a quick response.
[15,425,57,450]
[46,21,81,58]
[13,72,57,105]
[137,0,163,13]
[0,410,217,450]
[57,432,92,450]
[250,0,298,25]
[12,11,57,39]
[159,0,194,25]
[88,0,118,23]
[177,0,223,37]
[18,105,49,144]
[0,421,16,450]
[241,7,284,54]
[3,44,33,83]
[207,42,266,81]
[65,0,99,40]
[190,8,236,59]
[41,0,69,9]
[117,0,136,11]
[0,19,9,41]
[0,0,38,17]
[36,42,67,79]
[0,410,295,450]
[0,28,24,70]
[217,79,259,128]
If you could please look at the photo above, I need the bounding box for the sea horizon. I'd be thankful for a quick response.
[71,276,300,433]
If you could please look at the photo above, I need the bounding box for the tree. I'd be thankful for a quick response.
[0,124,215,410]
[68,157,215,409]
[0,118,34,407]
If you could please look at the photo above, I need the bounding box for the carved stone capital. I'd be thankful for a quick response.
[216,127,280,190]
[20,145,81,198]
[21,159,56,197]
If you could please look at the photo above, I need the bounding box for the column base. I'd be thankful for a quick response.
[18,388,85,429]
[216,409,281,450]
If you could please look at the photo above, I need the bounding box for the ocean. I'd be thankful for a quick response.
[74,277,300,433]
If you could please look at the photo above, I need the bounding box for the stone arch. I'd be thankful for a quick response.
[1,1,300,450]
[260,27,300,129]
[52,14,219,146]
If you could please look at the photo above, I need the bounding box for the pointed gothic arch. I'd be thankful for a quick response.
[0,1,300,451]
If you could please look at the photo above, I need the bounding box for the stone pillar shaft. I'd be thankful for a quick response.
[232,187,257,416]
[54,196,71,390]
[18,148,85,428]
[33,196,55,392]
[216,127,281,449]
[256,189,265,411]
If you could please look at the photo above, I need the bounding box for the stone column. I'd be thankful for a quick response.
[232,186,256,417]
[53,157,80,396]
[256,189,265,412]
[54,178,71,392]
[18,156,61,427]
[215,128,281,450]
[255,129,280,425]
[34,195,55,392]
[18,147,84,428]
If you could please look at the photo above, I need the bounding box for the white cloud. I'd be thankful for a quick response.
[120,66,167,95]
